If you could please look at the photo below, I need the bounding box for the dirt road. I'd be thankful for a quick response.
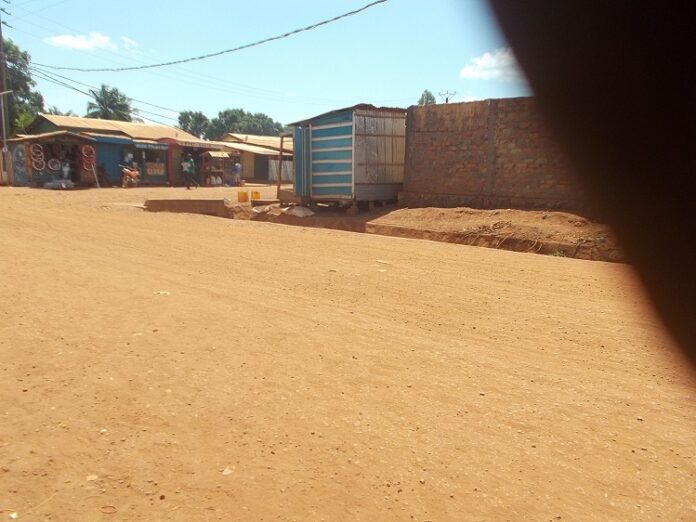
[1,188,694,521]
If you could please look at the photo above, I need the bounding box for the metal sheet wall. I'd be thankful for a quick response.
[293,126,311,197]
[353,109,406,187]
[269,159,294,182]
[293,107,405,201]
[309,113,354,199]
[95,142,126,183]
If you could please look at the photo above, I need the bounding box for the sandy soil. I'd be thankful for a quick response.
[1,187,694,521]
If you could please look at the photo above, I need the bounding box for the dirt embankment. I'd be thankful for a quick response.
[86,185,621,262]
[251,205,624,262]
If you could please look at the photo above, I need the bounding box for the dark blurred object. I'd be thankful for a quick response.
[489,1,694,361]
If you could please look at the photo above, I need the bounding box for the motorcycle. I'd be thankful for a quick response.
[119,164,141,188]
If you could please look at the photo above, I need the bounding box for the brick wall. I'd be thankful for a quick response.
[401,97,587,211]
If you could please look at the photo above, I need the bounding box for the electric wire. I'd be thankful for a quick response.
[30,64,181,114]
[31,67,179,121]
[11,13,412,107]
[30,68,173,126]
[33,0,388,72]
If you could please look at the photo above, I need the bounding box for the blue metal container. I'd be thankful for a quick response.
[290,104,406,203]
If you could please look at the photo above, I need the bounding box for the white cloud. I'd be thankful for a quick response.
[45,32,117,51]
[121,36,138,50]
[460,47,525,82]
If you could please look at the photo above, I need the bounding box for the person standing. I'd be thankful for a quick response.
[181,153,198,189]
[233,160,241,185]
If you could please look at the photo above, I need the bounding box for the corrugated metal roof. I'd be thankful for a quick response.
[8,130,96,143]
[203,151,230,158]
[289,104,406,127]
[37,114,200,141]
[134,139,169,150]
[218,141,291,156]
[222,133,293,154]
[173,138,222,149]
[83,132,133,143]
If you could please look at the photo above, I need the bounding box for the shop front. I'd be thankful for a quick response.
[8,131,96,187]
[84,133,135,185]
[161,138,223,186]
[201,150,241,186]
[134,140,169,185]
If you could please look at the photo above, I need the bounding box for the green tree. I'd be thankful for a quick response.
[178,110,210,138]
[85,84,133,121]
[4,38,45,135]
[207,108,284,140]
[243,112,284,135]
[417,89,436,105]
[207,108,246,140]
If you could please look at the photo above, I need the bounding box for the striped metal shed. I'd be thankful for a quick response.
[290,104,406,203]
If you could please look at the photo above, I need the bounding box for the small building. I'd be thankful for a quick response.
[221,133,293,182]
[22,114,207,186]
[289,104,406,204]
[8,131,97,187]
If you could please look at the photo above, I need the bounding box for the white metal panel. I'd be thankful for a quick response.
[310,122,354,131]
[309,119,355,200]
[269,159,294,182]
[311,135,351,142]
[312,147,352,152]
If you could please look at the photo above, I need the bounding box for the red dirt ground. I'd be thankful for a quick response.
[1,187,694,521]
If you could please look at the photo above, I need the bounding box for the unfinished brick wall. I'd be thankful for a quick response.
[401,97,587,211]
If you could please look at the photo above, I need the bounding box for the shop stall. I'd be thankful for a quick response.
[8,131,97,188]
[161,138,225,186]
[83,133,135,185]
[134,140,169,185]
[200,150,241,186]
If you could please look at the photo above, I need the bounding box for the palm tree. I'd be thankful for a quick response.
[85,84,133,121]
[46,106,76,116]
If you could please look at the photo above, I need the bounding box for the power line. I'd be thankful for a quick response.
[5,0,418,111]
[30,69,174,126]
[10,15,336,105]
[10,13,404,108]
[33,0,388,72]
[30,64,182,114]
[29,66,179,122]
[11,0,70,20]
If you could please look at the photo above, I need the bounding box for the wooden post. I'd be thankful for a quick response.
[276,135,284,200]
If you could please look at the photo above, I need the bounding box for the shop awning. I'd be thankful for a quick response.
[203,151,230,158]
[219,142,292,157]
[82,132,133,145]
[174,139,220,149]
[134,139,169,150]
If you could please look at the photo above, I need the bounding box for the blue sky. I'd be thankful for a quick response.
[6,0,530,126]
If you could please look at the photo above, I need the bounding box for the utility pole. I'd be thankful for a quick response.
[438,90,457,104]
[0,2,10,183]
